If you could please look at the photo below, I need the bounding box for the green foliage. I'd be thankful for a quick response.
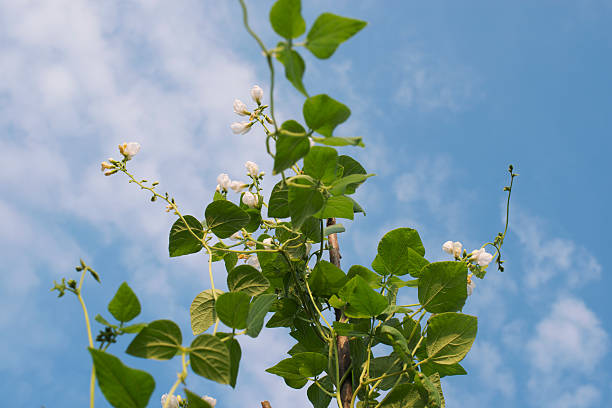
[190,289,223,335]
[426,312,477,365]
[303,95,350,137]
[276,43,307,96]
[246,294,276,337]
[184,389,213,408]
[168,215,204,257]
[189,334,231,384]
[89,349,155,408]
[377,228,427,277]
[227,264,270,296]
[269,0,306,39]
[338,276,388,318]
[108,282,141,323]
[274,120,310,174]
[418,262,468,313]
[216,292,251,329]
[306,13,367,59]
[126,320,182,360]
[288,182,324,228]
[268,181,290,218]
[205,200,250,239]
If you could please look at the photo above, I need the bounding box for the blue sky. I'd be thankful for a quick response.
[1,1,610,407]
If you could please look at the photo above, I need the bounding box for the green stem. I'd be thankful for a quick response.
[76,269,95,408]
[163,353,188,408]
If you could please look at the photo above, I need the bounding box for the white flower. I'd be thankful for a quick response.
[467,274,476,296]
[242,191,258,208]
[442,241,463,258]
[233,99,249,116]
[118,142,141,159]
[217,173,231,191]
[309,137,315,147]
[245,161,259,177]
[215,184,221,192]
[246,254,261,270]
[250,85,264,104]
[161,394,179,408]
[470,248,494,267]
[262,237,273,249]
[230,180,248,193]
[202,395,217,407]
[230,121,253,135]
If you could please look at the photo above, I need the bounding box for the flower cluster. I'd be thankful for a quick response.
[100,142,141,176]
[442,240,495,296]
[160,393,216,408]
[230,85,273,135]
[215,161,264,208]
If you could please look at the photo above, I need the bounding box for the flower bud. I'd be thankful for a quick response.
[245,161,259,177]
[118,142,141,160]
[100,161,114,171]
[442,241,454,254]
[309,137,315,148]
[216,173,231,191]
[230,121,253,135]
[165,204,173,212]
[246,254,261,270]
[230,231,242,241]
[233,99,250,116]
[467,274,476,296]
[230,180,247,193]
[242,191,258,208]
[202,395,217,408]
[262,237,273,249]
[104,169,118,176]
[161,394,179,408]
[250,85,264,104]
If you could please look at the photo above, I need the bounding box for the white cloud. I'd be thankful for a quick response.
[468,341,516,397]
[512,210,601,289]
[527,296,608,374]
[394,48,482,112]
[526,296,608,407]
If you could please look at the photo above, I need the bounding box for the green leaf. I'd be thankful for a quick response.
[380,383,425,408]
[246,294,276,338]
[377,228,428,277]
[303,95,350,137]
[276,43,307,96]
[269,0,306,39]
[311,136,364,147]
[190,289,224,335]
[95,314,116,328]
[418,262,468,313]
[214,333,242,388]
[338,276,388,318]
[213,191,225,201]
[244,208,262,233]
[266,357,306,381]
[126,320,182,360]
[307,376,333,408]
[169,215,204,257]
[308,260,348,297]
[205,200,250,239]
[371,254,391,275]
[121,323,147,334]
[303,146,339,182]
[224,251,238,272]
[184,389,213,408]
[108,282,141,323]
[268,180,290,218]
[292,352,328,377]
[338,155,367,194]
[314,195,355,220]
[369,355,405,391]
[347,265,381,288]
[426,312,477,365]
[89,349,155,408]
[215,292,251,329]
[189,334,231,384]
[227,264,270,296]
[420,361,467,378]
[329,174,373,196]
[306,13,367,59]
[323,223,345,236]
[351,197,365,214]
[288,183,324,229]
[274,120,310,174]
[266,298,299,328]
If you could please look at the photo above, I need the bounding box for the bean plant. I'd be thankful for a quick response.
[52,1,517,407]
